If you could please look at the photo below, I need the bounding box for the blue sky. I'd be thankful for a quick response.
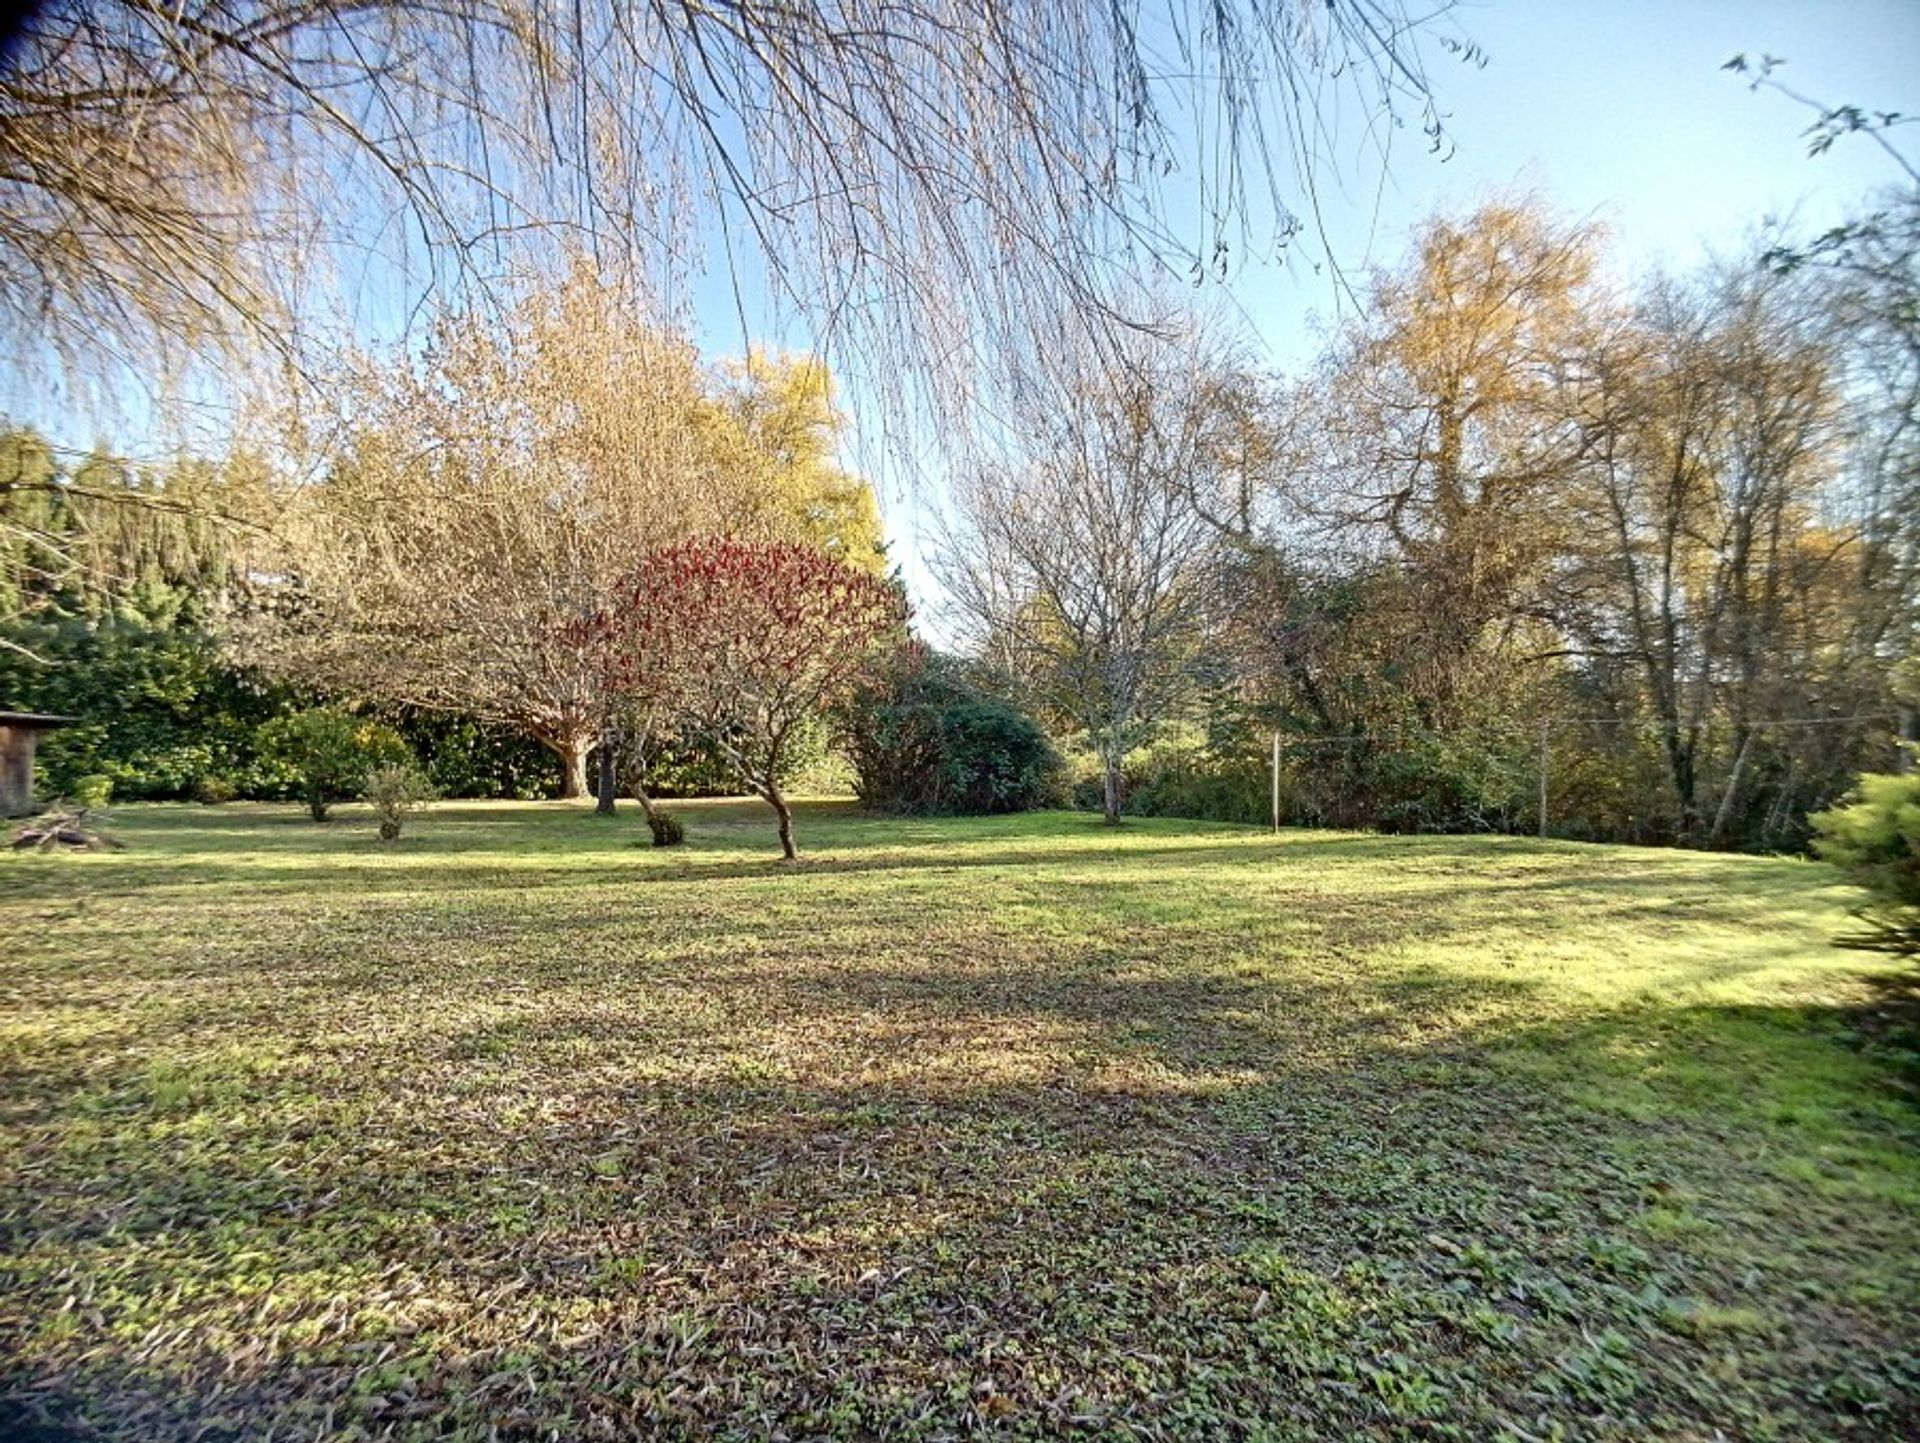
[10,2,1915,630]
[841,0,1920,630]
[1236,0,1915,354]
[680,2,1919,363]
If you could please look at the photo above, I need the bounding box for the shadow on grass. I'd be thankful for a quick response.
[1826,969,1920,1098]
[0,1400,87,1443]
[5,958,1917,1440]
[4,805,1910,1437]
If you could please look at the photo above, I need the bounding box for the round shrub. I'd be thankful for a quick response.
[842,654,1063,815]
[258,708,411,821]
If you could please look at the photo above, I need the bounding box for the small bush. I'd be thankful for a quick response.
[68,773,113,810]
[258,708,412,821]
[363,762,437,841]
[842,653,1064,815]
[192,773,239,805]
[647,810,686,847]
[1812,764,1920,957]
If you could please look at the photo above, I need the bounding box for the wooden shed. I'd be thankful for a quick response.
[1,712,77,817]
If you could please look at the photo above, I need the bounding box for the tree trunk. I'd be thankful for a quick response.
[742,733,799,860]
[1761,755,1798,850]
[547,734,592,799]
[1101,750,1123,826]
[1706,727,1755,850]
[594,729,618,815]
[1660,724,1699,844]
[767,781,797,860]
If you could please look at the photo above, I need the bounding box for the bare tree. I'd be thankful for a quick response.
[1562,260,1855,843]
[1818,193,1920,757]
[940,336,1222,823]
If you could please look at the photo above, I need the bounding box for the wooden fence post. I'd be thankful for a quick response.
[1537,719,1550,839]
[1271,730,1281,834]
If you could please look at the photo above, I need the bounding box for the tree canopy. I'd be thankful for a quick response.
[241,266,887,796]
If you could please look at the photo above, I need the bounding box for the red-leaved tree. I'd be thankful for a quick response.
[604,538,906,858]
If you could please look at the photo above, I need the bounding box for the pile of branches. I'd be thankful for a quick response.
[10,808,123,851]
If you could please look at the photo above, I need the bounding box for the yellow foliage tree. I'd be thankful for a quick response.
[244,267,884,797]
[703,350,886,574]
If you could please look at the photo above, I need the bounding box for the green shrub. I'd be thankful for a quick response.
[1811,765,1920,957]
[363,761,437,841]
[1367,728,1534,834]
[192,773,239,805]
[1071,721,1536,833]
[0,588,299,802]
[1118,730,1271,825]
[257,708,411,821]
[646,809,686,847]
[398,712,556,799]
[842,654,1064,815]
[68,773,114,810]
[962,702,1065,812]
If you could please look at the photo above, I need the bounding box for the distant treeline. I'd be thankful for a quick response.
[0,432,817,804]
[939,199,1918,850]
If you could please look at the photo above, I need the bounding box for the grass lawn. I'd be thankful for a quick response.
[2,801,1916,1441]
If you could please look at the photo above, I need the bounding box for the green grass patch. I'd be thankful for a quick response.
[2,800,1915,1440]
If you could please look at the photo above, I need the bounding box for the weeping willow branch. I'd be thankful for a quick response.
[3,0,1465,438]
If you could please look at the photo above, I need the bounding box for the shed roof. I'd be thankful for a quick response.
[0,712,79,728]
